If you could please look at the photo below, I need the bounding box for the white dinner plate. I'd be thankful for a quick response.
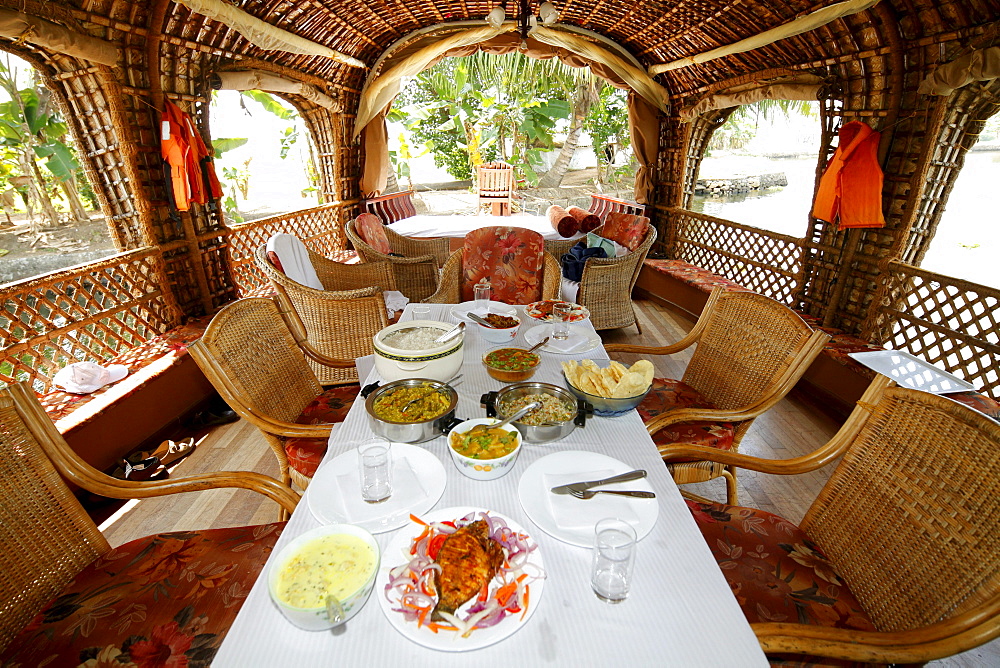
[450,300,517,323]
[376,506,545,652]
[517,450,659,547]
[522,323,602,355]
[306,443,446,533]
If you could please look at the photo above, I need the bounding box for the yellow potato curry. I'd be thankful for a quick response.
[372,385,450,422]
[275,533,376,609]
[450,427,519,460]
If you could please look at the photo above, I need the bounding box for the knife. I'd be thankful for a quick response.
[550,469,647,495]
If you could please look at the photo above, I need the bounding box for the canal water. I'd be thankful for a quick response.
[690,152,1000,289]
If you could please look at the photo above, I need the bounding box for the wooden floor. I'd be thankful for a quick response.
[99,297,998,667]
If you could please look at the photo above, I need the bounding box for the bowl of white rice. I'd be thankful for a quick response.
[373,320,465,382]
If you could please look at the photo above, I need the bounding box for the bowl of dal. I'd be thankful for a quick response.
[268,523,380,631]
[482,345,541,383]
[446,417,523,480]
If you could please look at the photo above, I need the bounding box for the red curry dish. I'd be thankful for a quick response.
[482,347,541,382]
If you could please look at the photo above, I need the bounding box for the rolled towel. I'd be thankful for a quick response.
[568,206,601,233]
[547,204,579,238]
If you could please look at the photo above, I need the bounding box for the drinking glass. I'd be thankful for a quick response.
[590,518,637,603]
[552,302,571,340]
[410,304,431,321]
[358,439,392,503]
[474,282,492,315]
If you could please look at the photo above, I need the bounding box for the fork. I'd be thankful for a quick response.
[569,488,656,499]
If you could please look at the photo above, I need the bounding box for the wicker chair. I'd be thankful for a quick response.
[605,287,829,504]
[424,226,560,304]
[670,375,1000,665]
[254,243,392,385]
[189,296,362,489]
[544,222,657,332]
[346,214,450,302]
[0,382,298,664]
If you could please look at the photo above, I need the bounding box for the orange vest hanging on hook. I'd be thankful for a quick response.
[811,121,886,230]
[160,100,222,211]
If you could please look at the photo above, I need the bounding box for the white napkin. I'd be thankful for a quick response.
[561,278,580,303]
[542,470,640,534]
[383,290,409,317]
[327,454,426,523]
[546,328,591,353]
[266,233,323,290]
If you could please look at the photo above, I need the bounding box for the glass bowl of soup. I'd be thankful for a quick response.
[267,524,380,631]
[446,417,523,480]
[482,346,541,382]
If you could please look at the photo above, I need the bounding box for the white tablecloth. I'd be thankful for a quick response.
[214,304,767,667]
[388,214,585,243]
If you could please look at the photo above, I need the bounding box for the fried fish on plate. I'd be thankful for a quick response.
[431,519,504,621]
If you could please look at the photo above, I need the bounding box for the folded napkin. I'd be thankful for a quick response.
[542,470,640,537]
[383,290,409,317]
[546,328,591,353]
[326,454,426,523]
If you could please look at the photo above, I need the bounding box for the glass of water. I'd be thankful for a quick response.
[591,518,637,603]
[474,281,491,315]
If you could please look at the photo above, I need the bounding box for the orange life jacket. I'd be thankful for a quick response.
[811,121,886,230]
[160,100,223,211]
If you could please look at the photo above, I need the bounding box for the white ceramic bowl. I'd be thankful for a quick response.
[446,417,523,480]
[373,320,465,382]
[476,314,521,344]
[268,524,380,631]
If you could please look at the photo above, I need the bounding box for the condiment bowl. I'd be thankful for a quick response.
[476,313,521,344]
[446,417,523,480]
[482,345,541,383]
[267,523,380,631]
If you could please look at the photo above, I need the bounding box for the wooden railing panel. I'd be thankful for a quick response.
[862,261,1000,400]
[0,249,179,393]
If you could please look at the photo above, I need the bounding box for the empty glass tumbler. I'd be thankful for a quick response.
[591,518,637,603]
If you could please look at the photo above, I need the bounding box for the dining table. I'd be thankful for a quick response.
[213,302,768,666]
[387,213,585,250]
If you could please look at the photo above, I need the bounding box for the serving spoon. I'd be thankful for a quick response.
[470,401,541,434]
[400,374,463,413]
[467,312,499,328]
[525,336,549,354]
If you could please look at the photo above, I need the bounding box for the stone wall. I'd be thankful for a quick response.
[695,172,788,196]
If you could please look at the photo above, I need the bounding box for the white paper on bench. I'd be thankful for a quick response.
[849,350,977,394]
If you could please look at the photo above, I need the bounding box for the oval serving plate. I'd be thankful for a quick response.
[524,299,590,323]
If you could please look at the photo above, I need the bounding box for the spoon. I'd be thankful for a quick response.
[400,374,463,413]
[434,321,465,343]
[471,400,542,433]
[525,337,549,354]
[468,312,499,328]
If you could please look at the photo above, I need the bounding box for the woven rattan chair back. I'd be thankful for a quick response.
[345,218,446,302]
[0,389,111,652]
[682,291,816,410]
[254,245,391,384]
[801,387,1000,634]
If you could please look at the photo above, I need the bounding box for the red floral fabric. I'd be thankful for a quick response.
[355,212,392,254]
[601,212,648,251]
[286,384,360,478]
[637,377,736,455]
[687,499,875,630]
[944,391,1000,421]
[461,226,545,304]
[2,523,285,667]
[643,258,754,294]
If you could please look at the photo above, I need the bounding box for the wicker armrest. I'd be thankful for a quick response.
[311,253,397,292]
[386,229,451,266]
[424,250,463,303]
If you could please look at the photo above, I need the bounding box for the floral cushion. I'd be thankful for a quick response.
[687,499,876,631]
[461,226,545,304]
[637,377,736,455]
[355,212,392,255]
[643,258,754,294]
[945,391,1000,421]
[601,212,648,251]
[285,384,361,478]
[1,522,285,667]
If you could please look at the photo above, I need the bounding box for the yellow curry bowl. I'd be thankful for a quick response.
[267,523,380,631]
[446,417,523,481]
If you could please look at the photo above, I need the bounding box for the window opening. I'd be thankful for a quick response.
[918,113,1000,290]
[209,90,320,224]
[691,100,821,237]
[0,53,115,286]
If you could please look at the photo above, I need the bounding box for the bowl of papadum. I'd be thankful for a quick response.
[561,359,654,417]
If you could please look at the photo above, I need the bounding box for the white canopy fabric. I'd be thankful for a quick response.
[176,0,365,68]
[679,74,823,120]
[0,10,119,66]
[215,70,340,111]
[650,0,881,75]
[918,47,1000,96]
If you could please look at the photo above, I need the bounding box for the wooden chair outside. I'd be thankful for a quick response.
[346,214,449,302]
[606,287,829,504]
[545,222,657,332]
[255,244,392,385]
[363,190,417,224]
[589,193,646,221]
[477,161,515,215]
[0,382,298,663]
[189,296,361,489]
[668,376,1000,665]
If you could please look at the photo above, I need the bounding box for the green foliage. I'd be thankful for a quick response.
[708,99,817,152]
[583,85,631,184]
[239,90,296,119]
[212,137,249,156]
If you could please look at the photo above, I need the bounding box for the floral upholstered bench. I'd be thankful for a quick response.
[638,259,999,421]
[38,317,216,472]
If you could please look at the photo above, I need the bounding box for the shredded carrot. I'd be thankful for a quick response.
[495,582,518,607]
[417,607,429,628]
[409,513,428,526]
[520,585,530,620]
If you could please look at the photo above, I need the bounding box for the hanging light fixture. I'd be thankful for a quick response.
[485,1,558,38]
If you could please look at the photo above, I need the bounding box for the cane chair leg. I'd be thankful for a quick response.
[262,433,291,488]
[723,465,738,505]
[679,489,715,504]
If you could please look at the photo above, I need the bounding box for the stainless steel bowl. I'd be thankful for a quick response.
[363,378,461,443]
[481,382,592,444]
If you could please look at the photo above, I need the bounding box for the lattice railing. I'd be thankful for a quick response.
[0,249,179,393]
[862,261,1000,400]
[226,203,353,295]
[662,207,805,305]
